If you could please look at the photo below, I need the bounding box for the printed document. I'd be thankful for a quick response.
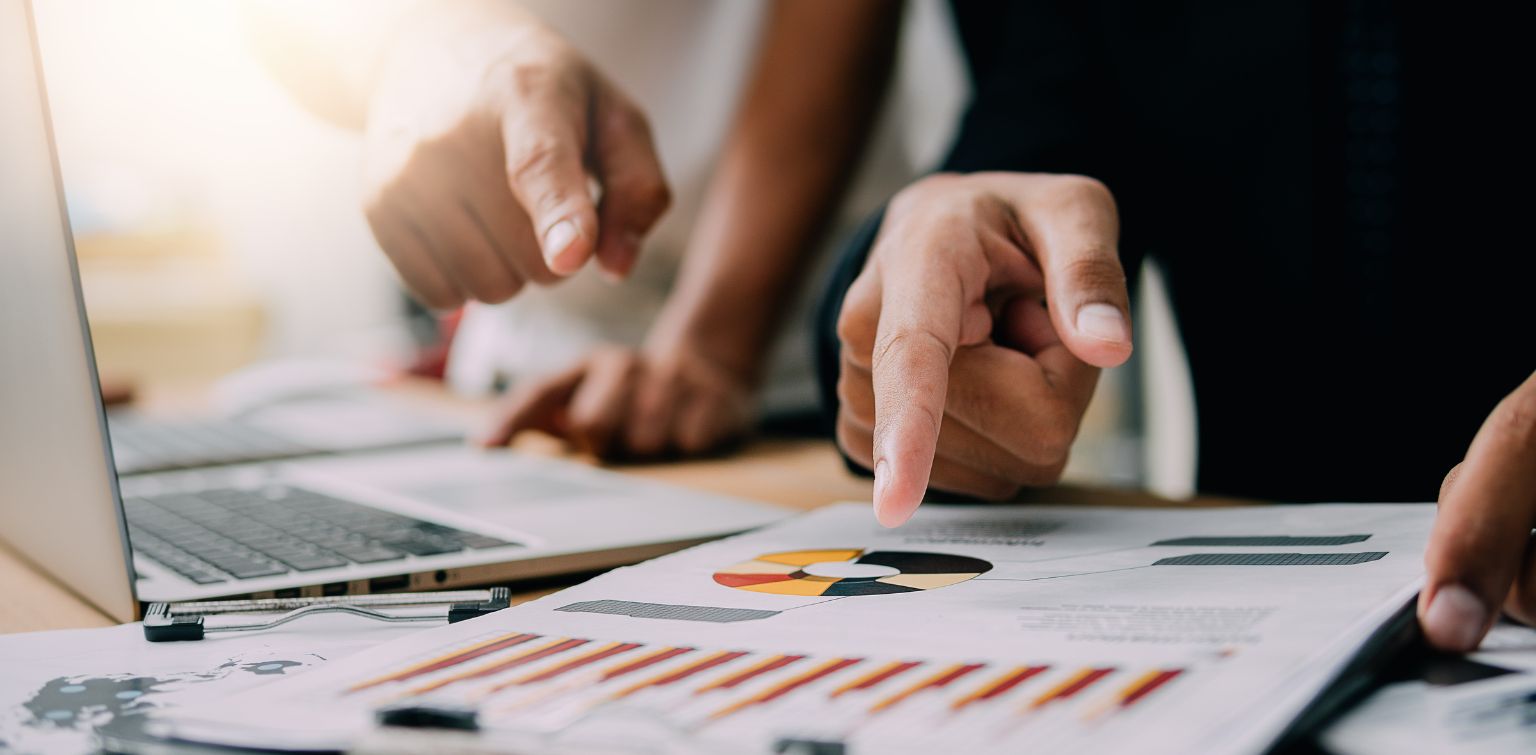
[152,503,1435,754]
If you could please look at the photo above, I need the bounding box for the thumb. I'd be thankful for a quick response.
[1020,177,1133,368]
[501,114,600,277]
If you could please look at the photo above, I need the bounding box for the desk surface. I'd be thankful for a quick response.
[0,381,1223,636]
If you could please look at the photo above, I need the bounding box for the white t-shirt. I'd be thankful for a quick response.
[447,0,965,415]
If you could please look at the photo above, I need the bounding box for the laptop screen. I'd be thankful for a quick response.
[0,0,138,623]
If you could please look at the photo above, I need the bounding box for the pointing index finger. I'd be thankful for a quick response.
[868,231,988,528]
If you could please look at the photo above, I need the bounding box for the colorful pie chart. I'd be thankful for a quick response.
[713,549,992,597]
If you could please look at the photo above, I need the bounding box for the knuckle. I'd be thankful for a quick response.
[871,328,953,380]
[473,276,524,305]
[1034,409,1079,461]
[506,137,576,191]
[835,305,876,356]
[505,56,572,99]
[1061,254,1127,293]
[1018,459,1069,488]
[1051,173,1115,208]
[892,172,965,209]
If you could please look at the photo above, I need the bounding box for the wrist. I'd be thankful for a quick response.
[646,303,771,390]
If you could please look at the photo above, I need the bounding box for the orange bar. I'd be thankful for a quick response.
[710,658,862,720]
[610,650,748,700]
[829,660,921,698]
[410,638,588,695]
[869,663,984,713]
[696,654,804,694]
[1027,667,1115,709]
[1120,669,1182,707]
[951,665,1049,711]
[347,633,539,693]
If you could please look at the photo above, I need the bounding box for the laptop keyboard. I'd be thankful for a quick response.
[109,419,316,475]
[124,487,518,585]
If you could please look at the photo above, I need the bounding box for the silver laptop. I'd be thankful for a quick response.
[0,0,784,622]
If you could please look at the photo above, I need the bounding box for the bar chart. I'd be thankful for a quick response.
[336,627,1190,747]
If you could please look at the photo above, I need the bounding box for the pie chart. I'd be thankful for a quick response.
[713,549,993,597]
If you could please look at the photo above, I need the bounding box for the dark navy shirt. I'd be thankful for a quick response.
[817,0,1529,502]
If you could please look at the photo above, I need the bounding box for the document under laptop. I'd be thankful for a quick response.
[144,502,1435,755]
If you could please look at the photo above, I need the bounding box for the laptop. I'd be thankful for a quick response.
[0,0,784,622]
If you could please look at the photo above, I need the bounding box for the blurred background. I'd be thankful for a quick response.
[31,0,1196,496]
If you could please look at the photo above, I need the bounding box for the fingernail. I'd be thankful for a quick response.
[1075,303,1128,344]
[542,219,581,273]
[1423,584,1489,652]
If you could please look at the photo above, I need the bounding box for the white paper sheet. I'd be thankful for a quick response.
[153,503,1435,754]
[0,616,431,754]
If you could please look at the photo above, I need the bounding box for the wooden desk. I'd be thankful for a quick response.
[0,383,1223,636]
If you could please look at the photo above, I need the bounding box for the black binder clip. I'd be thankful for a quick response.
[143,587,512,642]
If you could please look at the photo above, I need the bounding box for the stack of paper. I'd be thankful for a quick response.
[150,503,1436,754]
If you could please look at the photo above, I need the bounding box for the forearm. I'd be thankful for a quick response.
[652,0,902,384]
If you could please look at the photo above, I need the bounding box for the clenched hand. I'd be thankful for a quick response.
[835,173,1133,526]
[363,2,670,308]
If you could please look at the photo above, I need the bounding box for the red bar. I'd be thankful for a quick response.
[1051,668,1114,702]
[601,647,693,681]
[514,643,643,685]
[649,651,749,687]
[927,663,985,690]
[415,639,589,693]
[348,633,538,692]
[830,661,921,698]
[1122,669,1182,707]
[976,666,1050,703]
[699,655,804,693]
[755,658,861,705]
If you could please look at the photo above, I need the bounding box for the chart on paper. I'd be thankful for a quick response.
[152,503,1437,755]
[326,626,1195,750]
